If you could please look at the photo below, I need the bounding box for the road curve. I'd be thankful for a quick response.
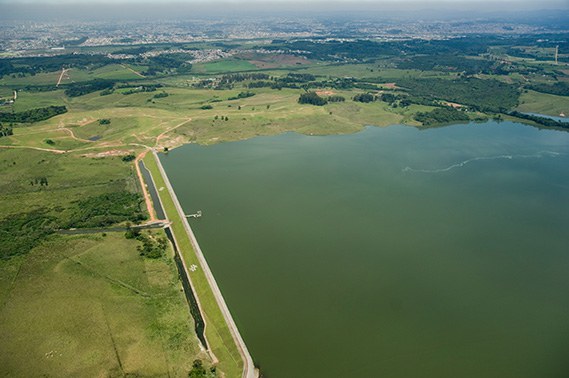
[152,150,257,378]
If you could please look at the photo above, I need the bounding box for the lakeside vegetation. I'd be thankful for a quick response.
[414,107,470,126]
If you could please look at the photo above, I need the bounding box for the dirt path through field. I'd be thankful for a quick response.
[134,149,157,221]
[155,118,192,147]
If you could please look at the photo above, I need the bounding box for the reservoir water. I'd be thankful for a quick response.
[161,121,569,378]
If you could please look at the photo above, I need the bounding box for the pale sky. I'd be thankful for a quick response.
[0,0,567,4]
[1,0,567,18]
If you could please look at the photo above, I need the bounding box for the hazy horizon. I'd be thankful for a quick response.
[1,1,568,21]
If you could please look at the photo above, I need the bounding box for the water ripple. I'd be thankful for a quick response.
[402,151,562,173]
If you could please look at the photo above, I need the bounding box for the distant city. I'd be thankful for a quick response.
[1,14,565,57]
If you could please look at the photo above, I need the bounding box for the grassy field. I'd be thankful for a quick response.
[0,64,147,88]
[143,152,243,378]
[0,85,215,375]
[2,84,430,153]
[0,232,205,377]
[192,59,259,74]
[517,90,568,116]
[0,147,137,219]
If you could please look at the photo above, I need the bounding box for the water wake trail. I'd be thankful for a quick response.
[402,151,562,173]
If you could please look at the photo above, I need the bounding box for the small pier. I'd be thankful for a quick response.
[185,210,202,219]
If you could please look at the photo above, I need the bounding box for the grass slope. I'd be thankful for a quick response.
[0,232,204,377]
[143,152,243,378]
[517,90,568,116]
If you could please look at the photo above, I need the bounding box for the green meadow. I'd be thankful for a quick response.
[0,232,204,377]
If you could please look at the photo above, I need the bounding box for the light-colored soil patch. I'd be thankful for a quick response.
[379,82,397,89]
[441,101,464,109]
[82,149,132,158]
[316,90,336,96]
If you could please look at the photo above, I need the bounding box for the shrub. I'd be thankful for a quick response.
[298,92,327,106]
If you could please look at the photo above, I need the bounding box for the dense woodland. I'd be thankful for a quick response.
[0,209,57,259]
[0,106,67,123]
[64,79,115,97]
[509,111,569,128]
[0,191,146,259]
[395,77,520,112]
[414,107,470,126]
[396,54,508,75]
[526,82,569,96]
[264,34,569,62]
[65,191,146,229]
[298,92,328,106]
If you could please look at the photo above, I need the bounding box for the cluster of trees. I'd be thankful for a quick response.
[188,360,217,378]
[121,84,162,95]
[64,79,115,97]
[0,123,13,137]
[327,95,345,102]
[219,73,270,86]
[350,92,411,107]
[414,107,470,126]
[141,53,192,76]
[280,73,316,83]
[243,73,321,90]
[298,92,327,106]
[265,35,561,62]
[509,111,569,129]
[526,82,569,96]
[353,93,376,103]
[121,154,136,162]
[300,91,407,106]
[0,209,56,259]
[30,177,49,186]
[153,92,169,99]
[65,191,146,229]
[396,77,519,112]
[228,91,255,100]
[396,54,507,75]
[0,105,67,123]
[265,39,402,61]
[125,228,168,259]
[247,81,273,88]
[99,118,111,125]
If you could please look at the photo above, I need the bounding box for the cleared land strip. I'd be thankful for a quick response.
[143,152,256,378]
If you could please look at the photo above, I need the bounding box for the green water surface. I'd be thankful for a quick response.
[162,122,569,378]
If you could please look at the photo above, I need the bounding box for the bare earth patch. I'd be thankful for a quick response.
[441,101,464,109]
[316,90,336,96]
[82,149,132,158]
[380,83,397,89]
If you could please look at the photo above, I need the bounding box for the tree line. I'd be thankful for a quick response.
[0,106,67,123]
[414,107,470,126]
[509,111,569,129]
